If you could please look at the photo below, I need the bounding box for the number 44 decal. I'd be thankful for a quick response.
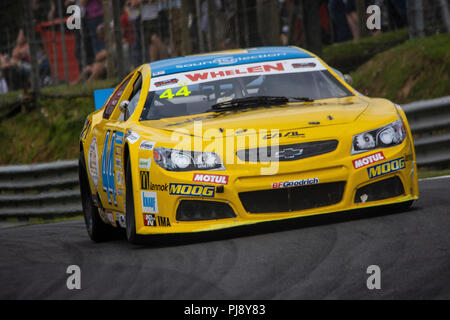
[101,130,121,206]
[159,86,191,100]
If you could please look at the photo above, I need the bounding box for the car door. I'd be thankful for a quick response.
[92,72,140,217]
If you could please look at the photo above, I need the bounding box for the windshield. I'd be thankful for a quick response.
[140,58,353,121]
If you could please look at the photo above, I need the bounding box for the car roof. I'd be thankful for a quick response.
[148,47,314,78]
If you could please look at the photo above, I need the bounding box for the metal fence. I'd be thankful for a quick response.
[0,95,448,219]
[1,0,449,95]
[0,160,80,218]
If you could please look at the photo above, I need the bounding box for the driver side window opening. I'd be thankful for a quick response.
[119,73,143,122]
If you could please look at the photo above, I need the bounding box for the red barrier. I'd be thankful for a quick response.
[36,19,80,83]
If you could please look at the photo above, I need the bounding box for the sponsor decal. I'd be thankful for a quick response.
[154,78,179,87]
[115,157,122,169]
[140,172,169,192]
[118,214,126,228]
[263,131,305,140]
[158,216,171,227]
[117,188,124,197]
[185,63,284,82]
[140,140,156,151]
[149,58,325,91]
[144,214,157,227]
[353,152,385,169]
[139,158,152,170]
[292,62,316,68]
[193,174,229,185]
[126,130,140,144]
[106,210,116,227]
[88,137,99,188]
[115,146,122,156]
[169,184,215,197]
[115,131,124,145]
[140,171,150,190]
[141,191,158,213]
[116,171,123,187]
[149,183,169,192]
[272,178,319,189]
[144,214,171,227]
[213,57,238,65]
[367,157,406,179]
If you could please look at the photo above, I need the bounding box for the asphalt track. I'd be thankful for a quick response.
[0,177,449,300]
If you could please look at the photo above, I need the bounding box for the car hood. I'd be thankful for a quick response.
[140,96,369,137]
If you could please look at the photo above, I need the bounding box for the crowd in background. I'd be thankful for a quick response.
[0,0,441,93]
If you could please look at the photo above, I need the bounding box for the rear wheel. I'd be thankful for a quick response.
[79,151,118,242]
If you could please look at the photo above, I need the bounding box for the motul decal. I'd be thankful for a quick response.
[193,174,229,185]
[353,152,386,169]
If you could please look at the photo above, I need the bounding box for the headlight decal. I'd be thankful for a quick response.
[153,147,224,172]
[352,120,406,155]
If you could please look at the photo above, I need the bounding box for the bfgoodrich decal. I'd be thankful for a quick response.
[272,178,319,189]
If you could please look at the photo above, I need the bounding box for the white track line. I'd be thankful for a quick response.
[419,175,450,181]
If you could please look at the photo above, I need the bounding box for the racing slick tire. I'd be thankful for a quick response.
[79,151,118,242]
[125,157,144,244]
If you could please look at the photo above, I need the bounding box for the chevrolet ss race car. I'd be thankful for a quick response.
[79,47,419,244]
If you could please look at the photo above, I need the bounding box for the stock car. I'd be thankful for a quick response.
[79,47,419,244]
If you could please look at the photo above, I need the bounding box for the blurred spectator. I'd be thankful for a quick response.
[121,0,136,69]
[385,0,408,29]
[169,0,183,57]
[81,0,105,55]
[329,0,354,42]
[128,0,143,64]
[158,0,170,51]
[72,23,106,84]
[140,0,167,62]
[0,29,31,91]
[37,45,51,86]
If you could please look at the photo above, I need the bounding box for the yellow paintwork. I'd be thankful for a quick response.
[80,48,419,235]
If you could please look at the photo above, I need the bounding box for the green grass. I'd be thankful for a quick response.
[351,32,450,104]
[418,168,450,179]
[323,29,409,73]
[0,79,119,165]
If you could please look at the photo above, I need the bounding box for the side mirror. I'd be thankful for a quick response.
[344,74,353,86]
[119,100,129,113]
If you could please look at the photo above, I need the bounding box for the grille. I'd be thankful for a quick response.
[176,200,236,221]
[355,176,404,203]
[239,182,346,214]
[236,140,339,162]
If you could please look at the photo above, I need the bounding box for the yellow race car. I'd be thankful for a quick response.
[79,47,419,243]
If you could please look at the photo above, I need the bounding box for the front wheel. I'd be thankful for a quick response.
[125,157,144,244]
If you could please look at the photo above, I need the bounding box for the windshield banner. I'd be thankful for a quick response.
[149,58,326,92]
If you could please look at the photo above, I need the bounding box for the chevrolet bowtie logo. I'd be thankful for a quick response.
[275,148,304,159]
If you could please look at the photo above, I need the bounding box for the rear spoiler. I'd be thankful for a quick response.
[94,88,115,111]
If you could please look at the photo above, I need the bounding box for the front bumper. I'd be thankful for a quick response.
[134,139,419,235]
